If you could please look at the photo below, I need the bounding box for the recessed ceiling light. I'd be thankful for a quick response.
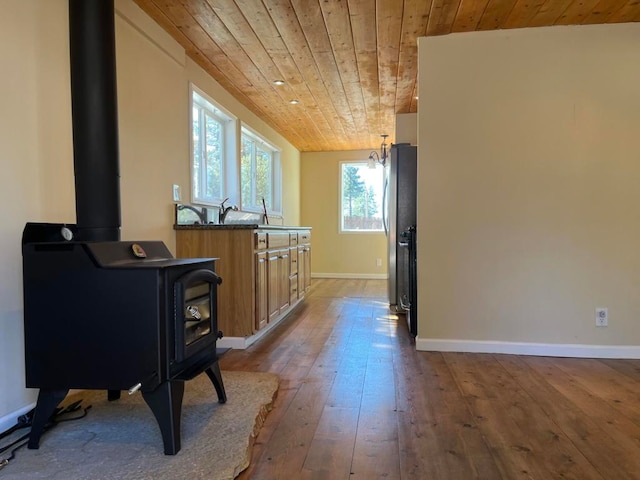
[273,80,285,86]
[289,99,299,105]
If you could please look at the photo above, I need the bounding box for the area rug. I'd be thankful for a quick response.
[1,371,279,480]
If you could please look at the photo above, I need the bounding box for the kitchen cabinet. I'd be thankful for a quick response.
[289,246,299,305]
[277,249,290,312]
[297,230,311,297]
[267,250,279,322]
[255,251,268,330]
[266,250,291,322]
[265,232,291,321]
[176,225,311,342]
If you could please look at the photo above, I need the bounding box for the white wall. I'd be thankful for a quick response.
[0,0,301,429]
[417,24,640,357]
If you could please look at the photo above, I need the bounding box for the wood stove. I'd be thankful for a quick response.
[22,224,227,454]
[21,0,227,455]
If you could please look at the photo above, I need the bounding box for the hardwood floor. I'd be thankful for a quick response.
[219,278,640,480]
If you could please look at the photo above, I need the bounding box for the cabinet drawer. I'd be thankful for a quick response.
[267,232,290,248]
[255,232,267,250]
[299,230,311,243]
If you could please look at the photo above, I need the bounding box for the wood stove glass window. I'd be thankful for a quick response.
[184,282,212,346]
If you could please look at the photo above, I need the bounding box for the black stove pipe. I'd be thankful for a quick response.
[69,0,121,241]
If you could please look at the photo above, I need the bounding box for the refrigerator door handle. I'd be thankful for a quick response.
[382,175,388,236]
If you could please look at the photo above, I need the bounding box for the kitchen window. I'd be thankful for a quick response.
[241,125,281,215]
[340,161,384,233]
[190,85,236,206]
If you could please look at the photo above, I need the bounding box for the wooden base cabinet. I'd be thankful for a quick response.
[176,227,311,339]
[297,230,311,298]
[267,248,290,322]
[256,251,268,330]
[289,245,299,305]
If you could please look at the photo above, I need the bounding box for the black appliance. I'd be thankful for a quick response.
[22,224,226,454]
[21,0,226,455]
[386,144,417,333]
[398,226,417,337]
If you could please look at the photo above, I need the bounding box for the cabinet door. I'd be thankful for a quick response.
[289,275,298,305]
[255,251,268,330]
[278,249,290,311]
[302,246,311,293]
[297,246,306,299]
[289,246,298,276]
[268,251,279,322]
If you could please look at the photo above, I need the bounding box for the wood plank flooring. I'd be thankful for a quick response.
[219,278,640,480]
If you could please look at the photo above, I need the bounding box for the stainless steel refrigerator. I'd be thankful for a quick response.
[386,144,417,334]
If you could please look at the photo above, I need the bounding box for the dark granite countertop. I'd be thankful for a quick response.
[174,224,311,231]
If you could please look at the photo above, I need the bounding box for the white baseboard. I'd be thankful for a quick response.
[218,298,305,350]
[0,402,36,435]
[218,315,288,350]
[416,338,640,359]
[312,273,388,280]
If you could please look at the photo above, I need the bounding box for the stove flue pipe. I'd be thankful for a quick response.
[69,0,121,241]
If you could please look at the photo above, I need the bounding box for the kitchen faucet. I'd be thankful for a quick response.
[218,198,238,224]
[176,204,208,224]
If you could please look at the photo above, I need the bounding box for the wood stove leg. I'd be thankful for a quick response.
[141,380,185,455]
[205,362,227,403]
[28,388,69,449]
[107,390,121,401]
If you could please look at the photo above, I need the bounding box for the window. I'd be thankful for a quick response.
[191,86,236,206]
[241,125,281,215]
[340,162,384,232]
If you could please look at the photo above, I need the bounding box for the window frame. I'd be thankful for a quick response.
[339,160,385,234]
[190,84,237,207]
[240,124,282,216]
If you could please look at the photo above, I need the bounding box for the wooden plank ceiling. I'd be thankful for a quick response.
[134,0,640,152]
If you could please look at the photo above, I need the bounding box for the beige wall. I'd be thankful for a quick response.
[116,0,188,250]
[417,24,640,354]
[115,0,301,245]
[0,0,73,425]
[0,0,301,427]
[396,113,417,145]
[185,61,301,227]
[301,150,387,278]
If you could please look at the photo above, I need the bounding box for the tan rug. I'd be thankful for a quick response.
[1,371,278,480]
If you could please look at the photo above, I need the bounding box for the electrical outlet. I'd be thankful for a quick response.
[595,307,608,327]
[376,258,382,267]
[172,184,181,202]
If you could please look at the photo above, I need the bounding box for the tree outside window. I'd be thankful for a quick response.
[340,162,384,232]
[191,88,233,206]
[241,128,280,213]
